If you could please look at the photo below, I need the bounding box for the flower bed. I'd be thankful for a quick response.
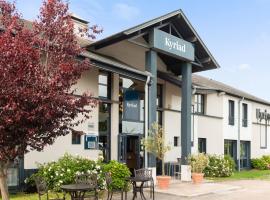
[26,154,130,192]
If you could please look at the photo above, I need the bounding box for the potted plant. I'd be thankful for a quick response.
[142,122,171,189]
[188,153,209,184]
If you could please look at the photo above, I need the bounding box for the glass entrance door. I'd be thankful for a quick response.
[240,141,251,169]
[118,134,143,173]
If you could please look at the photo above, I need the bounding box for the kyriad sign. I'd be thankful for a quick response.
[150,29,195,62]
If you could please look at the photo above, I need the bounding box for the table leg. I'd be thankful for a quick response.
[132,182,137,200]
[70,191,86,200]
[139,182,146,200]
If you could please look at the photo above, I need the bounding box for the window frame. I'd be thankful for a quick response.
[71,131,81,145]
[242,103,248,127]
[194,94,205,114]
[228,100,235,125]
[98,70,111,100]
[198,138,207,153]
[174,136,180,147]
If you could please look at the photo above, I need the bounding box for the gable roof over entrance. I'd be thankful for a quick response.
[88,9,220,75]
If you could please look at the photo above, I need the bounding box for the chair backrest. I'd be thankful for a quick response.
[104,172,113,186]
[75,174,98,188]
[134,168,152,179]
[34,176,48,196]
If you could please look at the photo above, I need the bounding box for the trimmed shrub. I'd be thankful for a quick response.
[251,155,270,170]
[188,153,209,173]
[103,160,131,191]
[204,155,235,177]
[26,154,105,191]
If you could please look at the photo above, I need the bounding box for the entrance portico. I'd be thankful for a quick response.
[87,9,219,173]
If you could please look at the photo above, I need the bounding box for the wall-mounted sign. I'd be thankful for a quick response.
[256,109,270,121]
[123,89,140,121]
[150,29,195,62]
[84,135,97,150]
[87,122,95,131]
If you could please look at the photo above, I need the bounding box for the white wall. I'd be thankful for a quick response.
[24,68,101,169]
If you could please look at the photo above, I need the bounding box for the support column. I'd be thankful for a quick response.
[146,50,157,168]
[110,73,119,160]
[181,62,192,165]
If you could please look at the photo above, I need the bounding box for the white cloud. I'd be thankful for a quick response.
[113,3,140,20]
[238,63,251,70]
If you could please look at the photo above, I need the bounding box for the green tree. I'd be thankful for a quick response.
[142,122,171,176]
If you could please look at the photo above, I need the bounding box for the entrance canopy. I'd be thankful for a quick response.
[88,9,220,75]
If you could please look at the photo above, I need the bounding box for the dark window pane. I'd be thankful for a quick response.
[99,103,111,162]
[198,138,206,153]
[229,100,235,125]
[174,136,179,147]
[72,132,81,144]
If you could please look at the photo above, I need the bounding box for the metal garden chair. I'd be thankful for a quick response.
[35,176,66,200]
[75,174,98,200]
[134,168,154,200]
[105,172,128,200]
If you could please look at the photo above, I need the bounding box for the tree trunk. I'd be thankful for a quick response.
[0,164,9,200]
[162,157,165,176]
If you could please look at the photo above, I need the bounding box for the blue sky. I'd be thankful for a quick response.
[14,0,270,101]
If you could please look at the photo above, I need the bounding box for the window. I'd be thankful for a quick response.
[7,168,18,186]
[224,140,237,161]
[157,84,163,125]
[98,71,111,99]
[242,103,248,127]
[260,123,267,149]
[198,138,206,153]
[72,131,81,144]
[194,94,205,114]
[99,102,111,161]
[228,100,235,125]
[174,136,180,147]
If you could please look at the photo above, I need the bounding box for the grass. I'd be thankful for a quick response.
[206,169,270,181]
[7,193,70,200]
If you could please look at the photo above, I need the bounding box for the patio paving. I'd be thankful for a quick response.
[154,179,242,197]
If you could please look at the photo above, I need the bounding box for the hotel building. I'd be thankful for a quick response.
[6,10,270,190]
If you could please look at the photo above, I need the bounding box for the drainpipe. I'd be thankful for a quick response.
[144,74,151,168]
[237,97,245,171]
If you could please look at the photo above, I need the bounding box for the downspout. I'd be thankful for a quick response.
[144,74,151,168]
[237,97,245,171]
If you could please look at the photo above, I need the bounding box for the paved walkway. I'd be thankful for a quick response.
[155,180,270,200]
[118,180,270,200]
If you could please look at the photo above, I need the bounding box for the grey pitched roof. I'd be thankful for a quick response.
[88,9,220,73]
[192,74,270,106]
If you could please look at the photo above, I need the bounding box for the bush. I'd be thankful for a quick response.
[27,154,105,191]
[204,155,235,177]
[251,155,270,170]
[188,153,209,173]
[103,160,131,191]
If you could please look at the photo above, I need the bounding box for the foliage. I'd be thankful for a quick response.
[251,155,270,170]
[188,153,209,173]
[204,155,235,177]
[103,160,131,191]
[0,0,101,199]
[26,154,105,192]
[206,170,270,181]
[142,122,171,176]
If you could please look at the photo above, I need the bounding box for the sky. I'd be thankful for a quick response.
[12,0,270,101]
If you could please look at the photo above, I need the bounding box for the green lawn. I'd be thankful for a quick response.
[206,170,270,181]
[7,193,69,200]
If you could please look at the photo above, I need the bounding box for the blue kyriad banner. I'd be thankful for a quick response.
[123,89,140,121]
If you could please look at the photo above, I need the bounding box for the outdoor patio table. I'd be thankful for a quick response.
[61,184,96,200]
[127,177,154,200]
